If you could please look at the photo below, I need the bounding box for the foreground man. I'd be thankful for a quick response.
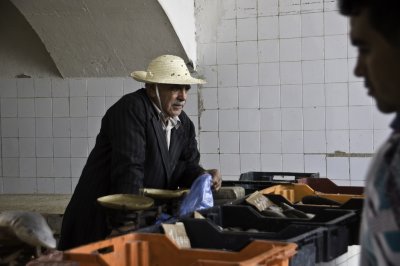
[58,55,222,250]
[339,1,400,265]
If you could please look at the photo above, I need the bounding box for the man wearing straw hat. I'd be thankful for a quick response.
[58,55,222,250]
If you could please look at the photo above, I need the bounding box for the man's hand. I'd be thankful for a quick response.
[207,169,222,191]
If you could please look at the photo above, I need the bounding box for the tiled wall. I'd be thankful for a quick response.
[194,0,395,182]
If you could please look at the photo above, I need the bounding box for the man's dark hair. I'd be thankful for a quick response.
[339,0,400,46]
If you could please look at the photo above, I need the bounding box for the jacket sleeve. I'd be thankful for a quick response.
[106,96,146,194]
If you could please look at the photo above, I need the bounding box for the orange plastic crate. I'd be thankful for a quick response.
[64,233,297,266]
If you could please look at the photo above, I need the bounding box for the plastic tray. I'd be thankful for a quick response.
[297,177,364,195]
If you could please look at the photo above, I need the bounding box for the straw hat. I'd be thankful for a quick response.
[130,55,206,85]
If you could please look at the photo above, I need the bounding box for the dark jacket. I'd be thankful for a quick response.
[58,88,204,250]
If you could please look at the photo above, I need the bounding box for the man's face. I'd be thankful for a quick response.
[153,84,190,117]
[350,9,400,113]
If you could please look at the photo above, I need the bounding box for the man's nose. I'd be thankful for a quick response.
[177,88,187,100]
[354,57,365,77]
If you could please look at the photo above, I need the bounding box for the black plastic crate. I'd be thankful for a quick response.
[198,203,355,262]
[240,171,319,181]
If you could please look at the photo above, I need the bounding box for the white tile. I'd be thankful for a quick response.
[200,65,218,88]
[348,40,358,59]
[219,132,239,153]
[350,157,371,181]
[238,41,258,64]
[239,87,259,108]
[70,97,88,117]
[327,157,349,180]
[324,11,348,35]
[374,130,391,150]
[185,94,198,116]
[200,154,220,171]
[258,40,279,63]
[326,107,349,129]
[1,118,18,137]
[52,79,69,97]
[259,62,280,85]
[301,0,323,12]
[218,87,238,109]
[240,132,260,153]
[258,0,278,16]
[37,178,55,193]
[71,158,86,177]
[303,107,325,130]
[123,78,138,95]
[238,64,258,86]
[325,59,349,83]
[71,138,88,157]
[106,97,120,110]
[72,178,79,191]
[87,78,106,96]
[350,130,373,153]
[220,154,241,176]
[280,62,302,84]
[3,178,36,193]
[237,18,257,41]
[53,98,69,117]
[37,158,54,177]
[325,35,348,59]
[325,83,348,106]
[281,85,302,107]
[260,86,280,108]
[200,87,218,110]
[304,131,326,153]
[239,109,260,131]
[55,178,72,193]
[19,138,36,157]
[18,118,35,137]
[261,154,282,171]
[1,98,17,117]
[217,65,238,87]
[217,42,237,65]
[35,98,52,117]
[240,154,261,173]
[373,109,395,130]
[18,99,35,117]
[2,158,19,176]
[258,16,279,40]
[260,108,281,130]
[88,116,102,137]
[261,131,281,153]
[36,118,53,137]
[324,0,338,11]
[219,0,236,19]
[282,131,303,153]
[34,79,52,97]
[302,37,324,60]
[105,78,123,97]
[349,82,372,106]
[199,132,219,153]
[349,106,373,129]
[279,0,300,14]
[279,14,301,38]
[302,60,325,84]
[198,43,217,66]
[326,130,349,153]
[53,138,71,157]
[217,19,236,42]
[88,137,96,153]
[17,79,34,97]
[200,110,218,131]
[0,79,17,97]
[2,138,19,157]
[280,38,301,61]
[219,110,239,131]
[53,118,70,137]
[54,160,71,178]
[69,79,87,96]
[20,158,36,177]
[237,0,257,18]
[36,138,53,157]
[301,12,323,37]
[282,154,304,172]
[282,108,303,130]
[305,155,326,177]
[303,84,325,107]
[87,97,105,117]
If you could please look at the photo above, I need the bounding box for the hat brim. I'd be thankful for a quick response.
[130,71,206,85]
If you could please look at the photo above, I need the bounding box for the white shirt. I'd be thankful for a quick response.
[152,103,181,150]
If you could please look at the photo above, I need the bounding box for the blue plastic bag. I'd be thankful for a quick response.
[178,173,214,216]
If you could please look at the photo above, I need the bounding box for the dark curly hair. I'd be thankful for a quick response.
[338,0,400,46]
